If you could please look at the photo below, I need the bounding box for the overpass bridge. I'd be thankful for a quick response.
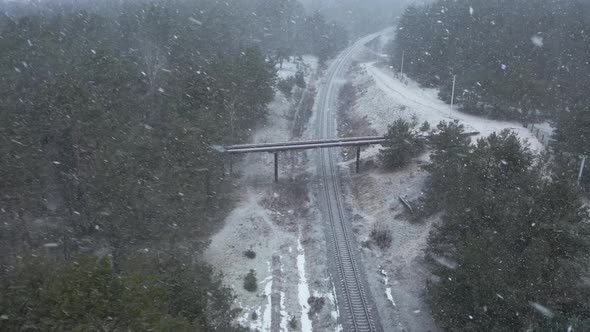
[222,135,387,182]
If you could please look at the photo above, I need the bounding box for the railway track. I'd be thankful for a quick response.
[315,34,382,332]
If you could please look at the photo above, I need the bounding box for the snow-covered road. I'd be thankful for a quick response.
[364,62,545,152]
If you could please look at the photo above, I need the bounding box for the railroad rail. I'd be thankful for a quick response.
[315,35,381,332]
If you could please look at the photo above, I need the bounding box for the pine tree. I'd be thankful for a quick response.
[380,119,424,169]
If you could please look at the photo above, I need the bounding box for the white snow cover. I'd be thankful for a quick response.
[277,55,319,80]
[360,62,544,152]
[297,238,313,332]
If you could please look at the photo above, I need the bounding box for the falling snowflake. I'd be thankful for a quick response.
[469,6,474,15]
[531,35,544,47]
[189,17,203,25]
[529,302,554,318]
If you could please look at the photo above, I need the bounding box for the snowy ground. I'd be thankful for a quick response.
[278,55,319,80]
[205,56,340,332]
[360,62,544,152]
[334,37,547,332]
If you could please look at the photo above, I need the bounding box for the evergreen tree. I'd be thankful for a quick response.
[424,130,590,331]
[380,119,424,169]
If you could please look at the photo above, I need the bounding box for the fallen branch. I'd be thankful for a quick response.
[399,196,414,214]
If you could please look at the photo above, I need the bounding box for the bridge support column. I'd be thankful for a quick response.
[228,155,233,177]
[274,152,279,182]
[356,146,361,173]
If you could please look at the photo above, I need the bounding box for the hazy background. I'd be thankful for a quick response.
[299,0,430,36]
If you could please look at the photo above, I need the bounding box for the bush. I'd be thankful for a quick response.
[307,296,325,316]
[244,269,257,292]
[380,118,425,169]
[420,120,430,132]
[277,77,296,97]
[243,249,256,259]
[251,311,258,320]
[370,223,392,249]
[295,69,306,89]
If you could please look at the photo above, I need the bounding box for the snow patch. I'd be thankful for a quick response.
[385,288,396,307]
[263,266,273,331]
[361,62,544,152]
[297,238,313,332]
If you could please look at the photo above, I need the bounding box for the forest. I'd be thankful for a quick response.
[422,122,590,331]
[389,1,590,329]
[391,0,590,122]
[0,0,347,330]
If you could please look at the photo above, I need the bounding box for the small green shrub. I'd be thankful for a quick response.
[420,120,431,132]
[277,77,295,97]
[244,269,257,292]
[243,249,256,259]
[295,69,306,89]
[370,223,392,249]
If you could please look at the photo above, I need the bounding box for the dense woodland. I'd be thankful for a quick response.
[392,0,590,122]
[0,0,347,330]
[421,122,590,330]
[389,1,590,330]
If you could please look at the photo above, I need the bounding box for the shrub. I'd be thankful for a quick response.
[370,223,392,249]
[251,311,258,320]
[307,296,325,316]
[243,249,256,259]
[277,77,295,97]
[295,69,306,89]
[420,120,430,132]
[244,269,257,292]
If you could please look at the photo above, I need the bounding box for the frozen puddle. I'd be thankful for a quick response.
[297,238,313,332]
